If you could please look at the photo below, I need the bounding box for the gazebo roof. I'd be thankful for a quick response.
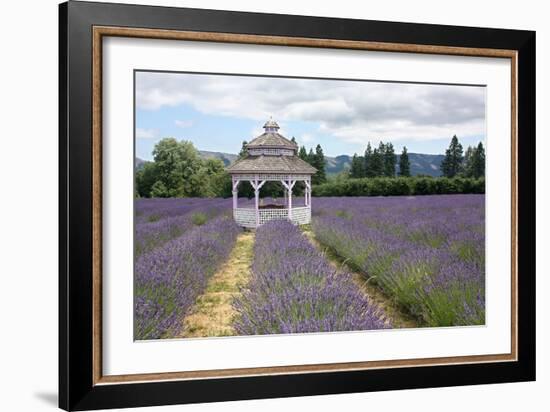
[226,155,317,174]
[246,132,298,150]
[246,118,298,150]
[227,118,316,175]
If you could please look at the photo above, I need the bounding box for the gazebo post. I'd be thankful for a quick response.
[287,176,296,222]
[288,180,292,221]
[254,175,259,227]
[305,179,311,207]
[250,176,266,227]
[232,179,239,211]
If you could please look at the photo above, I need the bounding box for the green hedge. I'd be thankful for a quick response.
[311,177,485,197]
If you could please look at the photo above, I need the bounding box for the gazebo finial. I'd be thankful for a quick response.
[263,117,280,132]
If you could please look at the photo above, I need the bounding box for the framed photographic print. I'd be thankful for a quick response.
[59,1,536,410]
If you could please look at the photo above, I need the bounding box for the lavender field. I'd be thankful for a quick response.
[134,194,485,340]
[312,195,485,327]
[135,198,231,257]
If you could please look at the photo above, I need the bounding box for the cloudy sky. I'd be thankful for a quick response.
[135,71,486,160]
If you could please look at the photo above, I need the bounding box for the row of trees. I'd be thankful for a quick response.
[136,135,485,198]
[346,135,485,180]
[313,176,485,197]
[441,135,485,178]
[349,142,411,179]
[136,138,231,198]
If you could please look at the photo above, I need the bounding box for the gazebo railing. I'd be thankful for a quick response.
[289,206,311,225]
[233,208,256,228]
[259,208,288,225]
[234,206,311,228]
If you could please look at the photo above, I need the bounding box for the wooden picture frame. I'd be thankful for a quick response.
[59,1,535,410]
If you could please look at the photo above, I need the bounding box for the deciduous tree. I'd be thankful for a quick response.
[152,138,202,197]
[136,161,159,198]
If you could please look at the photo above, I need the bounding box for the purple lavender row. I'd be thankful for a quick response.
[135,214,195,258]
[135,197,231,224]
[233,220,389,335]
[135,216,241,340]
[312,194,485,326]
[135,203,231,257]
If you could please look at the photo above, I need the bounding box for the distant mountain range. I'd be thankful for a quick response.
[135,157,147,169]
[137,150,445,177]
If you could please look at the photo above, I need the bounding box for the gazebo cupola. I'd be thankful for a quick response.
[226,119,317,228]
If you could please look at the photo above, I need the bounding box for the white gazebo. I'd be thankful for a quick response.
[226,119,317,228]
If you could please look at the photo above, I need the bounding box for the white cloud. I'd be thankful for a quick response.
[136,72,486,143]
[136,128,159,139]
[174,119,193,128]
[300,133,315,144]
[250,127,264,139]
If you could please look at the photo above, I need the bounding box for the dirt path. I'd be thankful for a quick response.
[302,228,418,329]
[178,231,255,338]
